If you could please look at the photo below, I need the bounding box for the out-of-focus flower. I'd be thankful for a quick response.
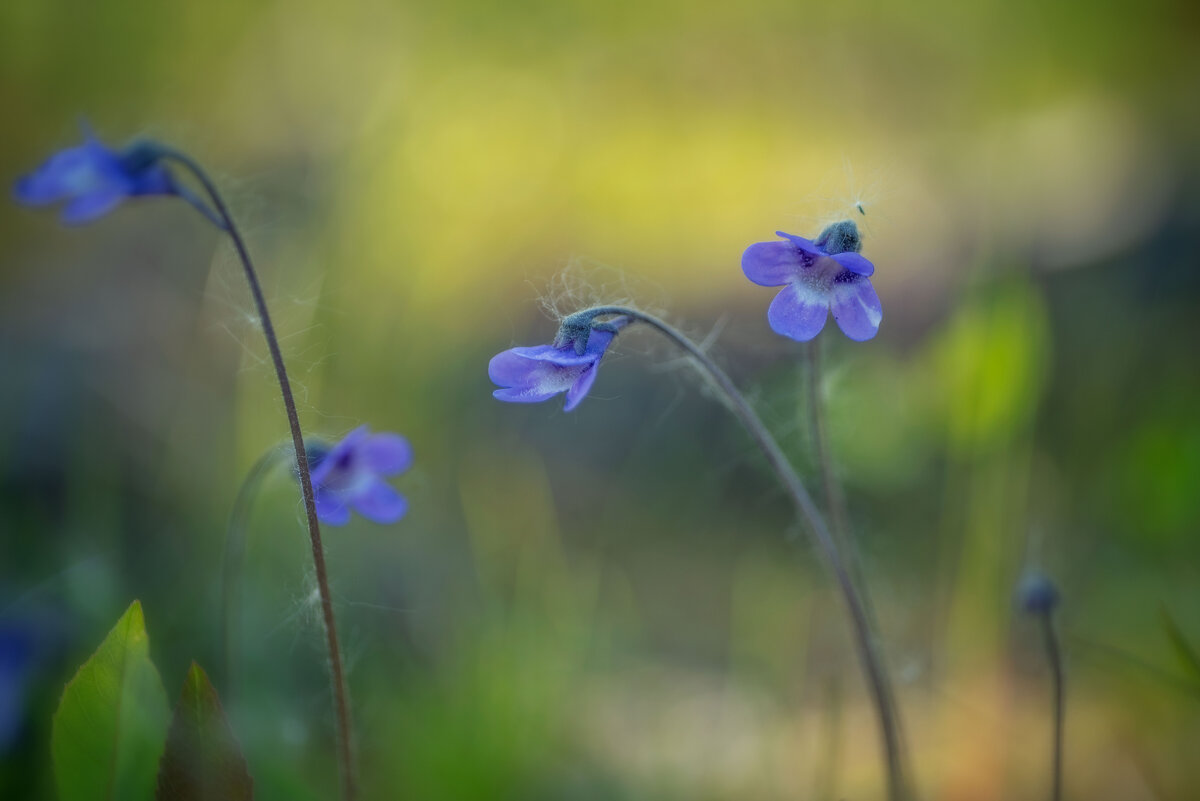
[13,129,176,224]
[741,221,882,342]
[306,426,413,526]
[0,621,36,753]
[489,326,619,412]
[1017,571,1060,615]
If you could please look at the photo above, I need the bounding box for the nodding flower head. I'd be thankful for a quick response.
[1017,571,1060,615]
[741,221,882,342]
[13,127,176,225]
[305,425,413,526]
[489,313,628,412]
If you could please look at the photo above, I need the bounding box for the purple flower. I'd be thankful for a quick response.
[741,223,882,342]
[13,129,176,224]
[489,326,618,412]
[307,426,413,526]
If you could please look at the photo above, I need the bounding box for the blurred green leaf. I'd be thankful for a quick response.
[156,662,254,801]
[52,600,170,801]
[937,278,1049,457]
[1160,605,1200,687]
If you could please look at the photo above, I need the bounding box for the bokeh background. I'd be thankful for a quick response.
[3,0,1199,798]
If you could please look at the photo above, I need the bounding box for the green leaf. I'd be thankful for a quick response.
[52,600,170,801]
[155,662,254,801]
[1161,604,1200,686]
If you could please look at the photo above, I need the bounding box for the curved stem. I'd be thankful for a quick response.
[220,447,286,696]
[175,183,226,230]
[805,340,851,555]
[1040,613,1064,801]
[577,306,910,800]
[805,340,908,772]
[162,151,357,801]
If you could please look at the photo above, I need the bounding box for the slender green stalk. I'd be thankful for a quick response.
[804,339,908,776]
[571,306,910,801]
[813,675,844,800]
[1039,612,1064,801]
[804,340,850,555]
[220,447,285,694]
[162,150,357,801]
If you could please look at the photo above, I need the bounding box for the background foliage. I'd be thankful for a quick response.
[2,0,1199,798]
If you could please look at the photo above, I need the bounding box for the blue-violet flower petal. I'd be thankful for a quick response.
[14,130,176,225]
[489,327,617,411]
[308,425,412,526]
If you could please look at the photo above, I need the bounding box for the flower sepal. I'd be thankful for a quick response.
[553,310,628,355]
[116,138,173,177]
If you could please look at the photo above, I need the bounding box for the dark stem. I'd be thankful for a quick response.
[162,150,358,801]
[574,306,910,801]
[175,183,226,230]
[804,340,850,553]
[813,675,844,800]
[805,339,908,773]
[1040,613,1064,801]
[220,447,286,696]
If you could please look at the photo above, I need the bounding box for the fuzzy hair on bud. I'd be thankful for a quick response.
[814,219,863,255]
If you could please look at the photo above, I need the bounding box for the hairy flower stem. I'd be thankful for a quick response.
[573,306,909,801]
[1039,611,1065,801]
[162,151,357,801]
[804,340,908,771]
[804,340,850,556]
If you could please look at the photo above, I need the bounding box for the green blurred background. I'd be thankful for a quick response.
[2,0,1199,798]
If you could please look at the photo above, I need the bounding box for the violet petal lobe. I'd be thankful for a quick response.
[510,343,599,365]
[742,241,802,287]
[490,354,578,404]
[314,487,352,526]
[563,363,600,411]
[492,384,566,404]
[13,141,112,206]
[60,190,126,225]
[360,432,413,476]
[767,283,830,341]
[829,273,883,341]
[309,425,368,488]
[831,251,875,277]
[488,349,542,389]
[776,232,824,258]
[352,479,408,524]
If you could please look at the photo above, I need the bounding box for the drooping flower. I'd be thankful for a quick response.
[489,325,619,412]
[13,128,177,224]
[741,221,882,342]
[306,425,413,526]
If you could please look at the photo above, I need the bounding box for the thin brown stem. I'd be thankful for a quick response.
[1040,613,1064,801]
[805,338,908,781]
[805,340,850,553]
[163,151,357,801]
